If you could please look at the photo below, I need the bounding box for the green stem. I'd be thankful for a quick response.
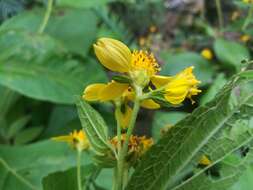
[115,102,122,157]
[215,0,223,30]
[116,87,141,190]
[77,150,82,190]
[242,4,253,31]
[38,0,53,34]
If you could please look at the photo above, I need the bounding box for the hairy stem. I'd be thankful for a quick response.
[116,86,141,190]
[38,0,53,34]
[77,150,82,190]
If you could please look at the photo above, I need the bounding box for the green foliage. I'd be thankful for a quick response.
[42,165,96,190]
[55,0,114,9]
[126,74,253,190]
[0,140,92,190]
[152,111,187,141]
[0,8,98,55]
[0,29,106,104]
[214,38,250,70]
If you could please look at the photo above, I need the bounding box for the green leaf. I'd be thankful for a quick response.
[6,115,31,139]
[126,76,253,190]
[42,165,96,190]
[214,38,250,69]
[95,168,113,189]
[0,30,106,104]
[200,74,227,105]
[56,0,114,8]
[152,111,187,141]
[160,51,214,86]
[14,126,44,145]
[239,70,253,80]
[231,165,253,190]
[0,8,97,56]
[76,100,111,155]
[0,85,19,116]
[0,140,92,190]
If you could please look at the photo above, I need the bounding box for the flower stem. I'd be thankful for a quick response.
[242,4,253,31]
[215,0,223,30]
[116,87,141,190]
[115,102,122,157]
[38,0,53,34]
[77,150,82,190]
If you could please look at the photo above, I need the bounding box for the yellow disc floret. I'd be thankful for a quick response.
[130,50,160,87]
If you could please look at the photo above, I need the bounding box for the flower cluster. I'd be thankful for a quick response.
[111,134,153,163]
[83,38,201,128]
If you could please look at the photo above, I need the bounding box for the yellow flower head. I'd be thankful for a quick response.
[201,48,213,60]
[240,34,251,43]
[199,155,211,166]
[163,67,201,105]
[243,0,253,3]
[52,130,89,151]
[130,50,160,86]
[93,38,160,87]
[110,134,153,156]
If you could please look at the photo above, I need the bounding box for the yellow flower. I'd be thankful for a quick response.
[149,25,157,33]
[240,34,251,43]
[93,38,160,87]
[83,80,160,109]
[199,155,211,166]
[243,0,253,3]
[201,48,213,60]
[52,130,89,151]
[152,67,201,105]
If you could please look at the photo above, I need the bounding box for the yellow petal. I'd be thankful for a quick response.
[100,81,129,101]
[83,84,107,101]
[151,75,172,88]
[51,135,72,143]
[119,105,132,129]
[141,99,160,109]
[94,38,131,73]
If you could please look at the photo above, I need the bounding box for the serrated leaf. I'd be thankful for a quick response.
[76,100,111,155]
[0,140,92,190]
[14,126,44,145]
[0,30,106,104]
[214,38,250,70]
[126,75,253,190]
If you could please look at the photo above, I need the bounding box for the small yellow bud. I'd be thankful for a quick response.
[240,35,251,43]
[199,155,211,166]
[201,48,213,60]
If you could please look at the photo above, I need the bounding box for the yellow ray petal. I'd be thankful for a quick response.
[100,81,129,101]
[83,83,107,101]
[51,135,72,142]
[141,99,160,109]
[151,75,172,88]
[119,105,132,129]
[94,38,131,73]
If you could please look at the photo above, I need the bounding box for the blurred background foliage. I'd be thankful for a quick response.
[0,0,252,189]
